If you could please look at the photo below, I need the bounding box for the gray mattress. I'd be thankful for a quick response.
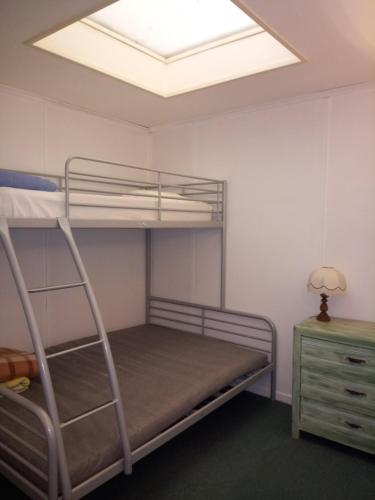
[0,324,268,489]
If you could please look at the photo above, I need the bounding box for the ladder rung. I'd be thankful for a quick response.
[28,281,86,293]
[46,339,103,360]
[60,400,118,428]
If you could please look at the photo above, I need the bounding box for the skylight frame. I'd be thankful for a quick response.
[28,0,304,98]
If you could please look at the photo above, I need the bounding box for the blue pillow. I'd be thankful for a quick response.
[0,170,58,192]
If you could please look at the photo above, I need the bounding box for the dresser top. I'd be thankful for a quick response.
[295,317,375,347]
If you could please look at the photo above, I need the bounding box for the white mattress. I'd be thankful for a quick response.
[0,187,212,221]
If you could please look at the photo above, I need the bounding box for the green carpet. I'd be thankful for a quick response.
[1,393,374,499]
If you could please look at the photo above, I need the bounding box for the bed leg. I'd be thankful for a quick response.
[270,369,276,402]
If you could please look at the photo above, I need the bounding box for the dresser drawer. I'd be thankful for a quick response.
[301,369,375,417]
[302,337,375,369]
[301,398,375,454]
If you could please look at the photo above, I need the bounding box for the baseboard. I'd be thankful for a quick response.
[247,386,292,405]
[275,391,292,405]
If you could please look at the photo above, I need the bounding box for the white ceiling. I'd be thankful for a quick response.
[1,0,374,128]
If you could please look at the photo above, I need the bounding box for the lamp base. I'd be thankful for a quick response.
[317,293,330,322]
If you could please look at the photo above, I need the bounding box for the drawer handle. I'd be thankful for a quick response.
[346,356,366,365]
[344,421,362,430]
[344,388,367,397]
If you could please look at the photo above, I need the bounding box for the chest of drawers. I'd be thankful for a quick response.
[292,317,375,454]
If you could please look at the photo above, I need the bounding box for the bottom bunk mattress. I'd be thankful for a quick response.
[0,324,268,490]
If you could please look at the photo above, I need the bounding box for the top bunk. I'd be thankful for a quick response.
[0,157,225,229]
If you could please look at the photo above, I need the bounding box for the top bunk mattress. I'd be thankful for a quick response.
[0,324,268,489]
[0,187,212,221]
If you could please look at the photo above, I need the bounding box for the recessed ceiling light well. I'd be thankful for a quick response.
[31,0,303,97]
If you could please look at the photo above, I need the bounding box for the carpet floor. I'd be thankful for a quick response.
[1,393,374,499]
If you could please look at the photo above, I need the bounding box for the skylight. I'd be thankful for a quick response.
[32,0,302,97]
[88,0,258,58]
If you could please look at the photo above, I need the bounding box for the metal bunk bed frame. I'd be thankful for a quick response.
[0,157,277,499]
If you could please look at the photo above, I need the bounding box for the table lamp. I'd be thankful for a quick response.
[307,266,347,322]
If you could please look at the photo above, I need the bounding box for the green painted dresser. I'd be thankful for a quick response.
[292,317,375,454]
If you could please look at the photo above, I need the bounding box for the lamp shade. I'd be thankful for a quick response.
[307,266,347,296]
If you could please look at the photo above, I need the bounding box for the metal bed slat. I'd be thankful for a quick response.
[149,305,203,320]
[67,187,130,196]
[203,325,272,345]
[68,157,220,182]
[113,192,221,204]
[203,338,271,355]
[0,441,48,480]
[0,407,45,440]
[70,187,223,204]
[0,457,49,500]
[69,172,157,187]
[204,315,272,333]
[150,314,202,327]
[0,423,47,461]
[179,181,224,187]
[175,189,219,195]
[69,202,214,214]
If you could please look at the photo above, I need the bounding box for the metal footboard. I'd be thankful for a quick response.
[0,386,58,500]
[147,296,277,399]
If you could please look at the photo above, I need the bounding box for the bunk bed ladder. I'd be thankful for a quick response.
[0,216,71,499]
[0,216,132,499]
[57,217,132,477]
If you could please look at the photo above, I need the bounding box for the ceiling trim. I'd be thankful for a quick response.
[0,82,150,131]
[150,81,375,132]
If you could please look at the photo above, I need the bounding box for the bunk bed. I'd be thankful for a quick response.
[0,157,277,500]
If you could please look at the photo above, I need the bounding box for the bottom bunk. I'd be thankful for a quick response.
[0,303,276,499]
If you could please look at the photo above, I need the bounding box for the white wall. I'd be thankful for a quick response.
[0,85,150,350]
[1,82,374,403]
[151,83,375,403]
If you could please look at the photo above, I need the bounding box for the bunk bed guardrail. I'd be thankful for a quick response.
[0,161,225,227]
[0,386,58,500]
[63,157,225,222]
